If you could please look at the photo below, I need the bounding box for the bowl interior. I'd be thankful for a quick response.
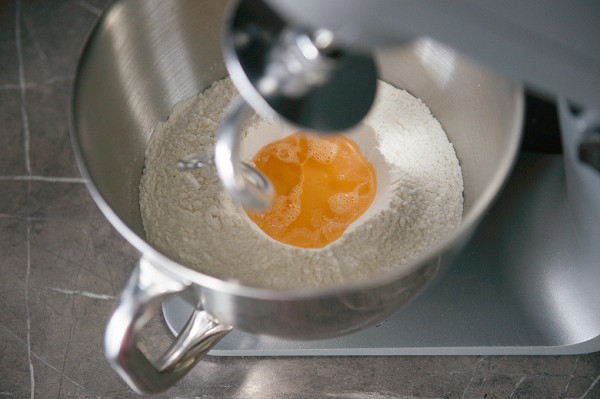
[72,0,522,278]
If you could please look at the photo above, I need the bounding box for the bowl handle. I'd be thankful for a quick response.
[104,258,232,394]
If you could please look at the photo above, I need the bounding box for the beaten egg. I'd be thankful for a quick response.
[245,132,377,249]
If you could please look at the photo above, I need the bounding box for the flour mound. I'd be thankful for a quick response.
[139,78,463,289]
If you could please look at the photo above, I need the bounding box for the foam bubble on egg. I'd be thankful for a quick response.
[306,138,338,164]
[328,191,359,215]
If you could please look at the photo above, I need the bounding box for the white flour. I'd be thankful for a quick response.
[139,78,463,289]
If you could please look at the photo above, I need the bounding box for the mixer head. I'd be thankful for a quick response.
[222,0,378,132]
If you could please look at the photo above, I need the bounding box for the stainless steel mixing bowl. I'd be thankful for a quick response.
[70,0,523,393]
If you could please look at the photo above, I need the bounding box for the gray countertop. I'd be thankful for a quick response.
[1,1,599,398]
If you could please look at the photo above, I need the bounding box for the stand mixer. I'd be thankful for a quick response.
[166,0,600,354]
[70,0,600,393]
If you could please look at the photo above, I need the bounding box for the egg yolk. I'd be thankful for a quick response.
[245,132,376,249]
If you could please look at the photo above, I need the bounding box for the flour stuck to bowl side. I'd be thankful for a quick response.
[139,78,463,289]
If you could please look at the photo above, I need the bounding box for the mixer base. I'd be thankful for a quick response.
[163,153,600,355]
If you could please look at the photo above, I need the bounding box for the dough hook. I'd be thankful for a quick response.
[177,97,275,211]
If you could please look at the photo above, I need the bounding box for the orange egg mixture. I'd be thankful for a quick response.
[245,132,376,249]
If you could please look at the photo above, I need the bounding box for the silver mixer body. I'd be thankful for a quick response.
[262,0,600,112]
[70,0,600,394]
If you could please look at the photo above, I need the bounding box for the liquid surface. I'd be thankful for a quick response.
[245,132,376,248]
